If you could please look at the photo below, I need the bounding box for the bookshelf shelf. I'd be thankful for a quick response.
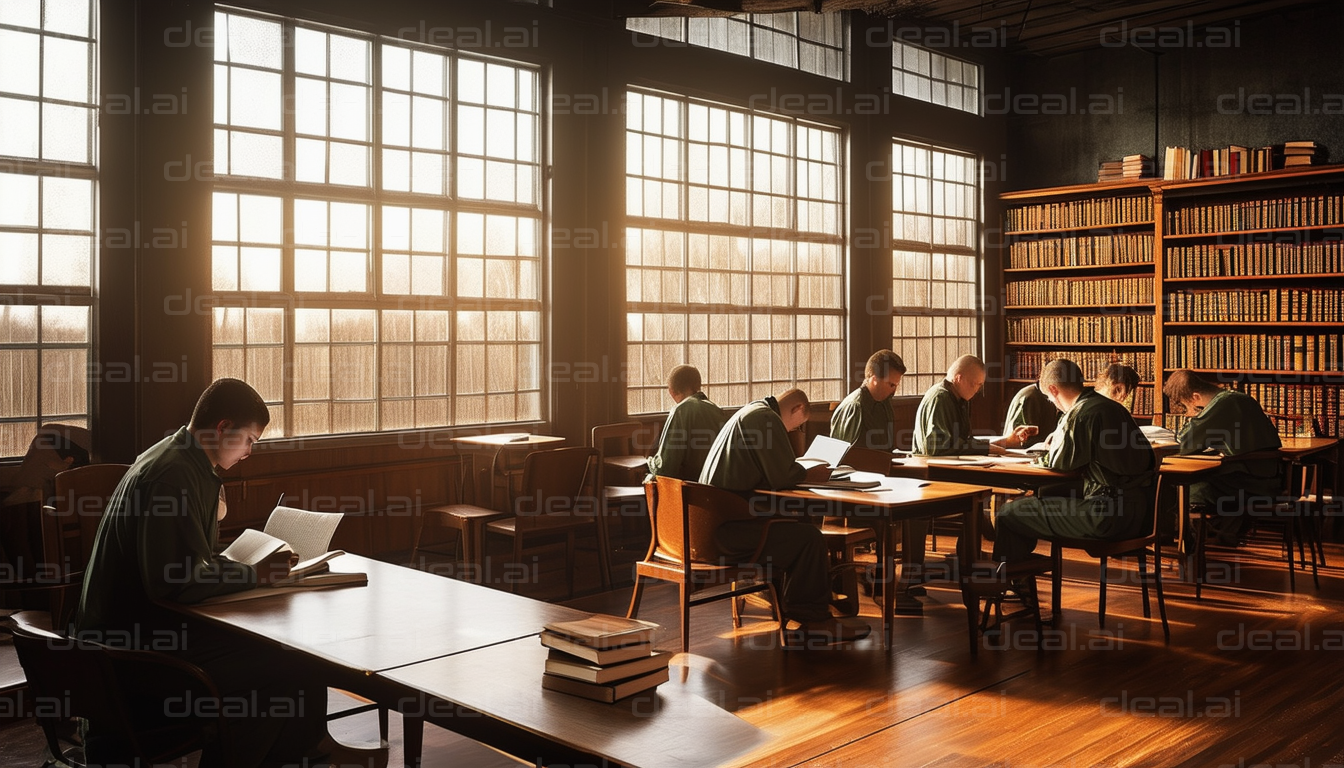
[1165,322,1344,328]
[1003,263,1154,274]
[1004,221,1154,237]
[1007,304,1155,311]
[1003,165,1344,438]
[1163,223,1344,240]
[1164,273,1343,283]
[1008,378,1155,386]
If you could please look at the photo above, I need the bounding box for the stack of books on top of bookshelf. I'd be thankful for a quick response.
[1097,154,1152,182]
[1163,142,1330,179]
[540,614,670,703]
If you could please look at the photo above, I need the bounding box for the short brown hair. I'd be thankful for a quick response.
[865,349,906,379]
[190,378,271,432]
[776,387,809,412]
[1039,358,1084,393]
[666,365,702,397]
[1163,369,1221,404]
[1097,363,1140,394]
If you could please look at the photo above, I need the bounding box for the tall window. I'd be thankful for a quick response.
[213,10,543,438]
[627,13,847,81]
[890,140,980,396]
[891,40,980,115]
[625,90,845,414]
[0,0,97,457]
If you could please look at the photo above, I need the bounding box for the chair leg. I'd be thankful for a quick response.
[1152,543,1170,643]
[564,531,576,600]
[627,575,647,619]
[680,582,692,655]
[1138,552,1152,619]
[967,593,981,658]
[1097,556,1108,630]
[1284,521,1296,592]
[1050,545,1063,628]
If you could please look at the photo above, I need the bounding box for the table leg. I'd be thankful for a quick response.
[403,713,423,768]
[893,519,923,616]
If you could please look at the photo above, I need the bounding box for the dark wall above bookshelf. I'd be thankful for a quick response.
[1005,2,1344,190]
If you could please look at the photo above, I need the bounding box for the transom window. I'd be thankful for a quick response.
[627,13,847,81]
[0,0,97,457]
[212,10,543,438]
[891,40,981,115]
[890,139,981,395]
[625,89,845,414]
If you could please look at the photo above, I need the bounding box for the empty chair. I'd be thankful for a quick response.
[409,455,504,582]
[35,464,131,627]
[627,476,788,653]
[484,447,609,598]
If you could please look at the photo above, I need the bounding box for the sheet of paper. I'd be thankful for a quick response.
[801,435,851,467]
[263,505,343,562]
[219,528,288,565]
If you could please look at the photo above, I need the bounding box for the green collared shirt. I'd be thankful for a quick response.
[830,385,895,451]
[1039,388,1155,500]
[1179,389,1282,485]
[912,380,988,456]
[75,426,256,636]
[646,392,727,481]
[699,397,807,493]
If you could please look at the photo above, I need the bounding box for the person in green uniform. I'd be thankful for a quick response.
[830,349,905,450]
[1096,363,1141,413]
[700,388,870,643]
[913,355,1037,456]
[993,359,1156,563]
[1002,383,1060,448]
[74,379,350,768]
[646,365,727,482]
[1163,369,1282,545]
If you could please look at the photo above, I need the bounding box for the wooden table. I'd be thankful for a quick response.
[757,476,992,648]
[377,638,769,768]
[451,433,565,509]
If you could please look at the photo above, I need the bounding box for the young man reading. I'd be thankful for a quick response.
[700,389,870,643]
[646,365,727,482]
[830,349,905,451]
[75,379,361,768]
[913,355,1037,457]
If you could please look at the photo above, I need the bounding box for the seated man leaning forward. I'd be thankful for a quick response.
[646,364,727,482]
[1163,369,1282,545]
[830,349,905,451]
[913,355,1037,456]
[700,388,870,643]
[993,359,1156,564]
[1002,382,1060,449]
[75,378,363,768]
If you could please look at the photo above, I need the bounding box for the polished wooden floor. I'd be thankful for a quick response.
[5,532,1344,767]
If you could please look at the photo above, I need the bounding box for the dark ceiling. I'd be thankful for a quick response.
[616,0,1327,55]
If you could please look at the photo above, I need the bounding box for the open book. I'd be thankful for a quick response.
[214,505,366,599]
[795,435,851,470]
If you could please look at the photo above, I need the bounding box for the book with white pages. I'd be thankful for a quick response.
[796,435,852,470]
[218,504,355,585]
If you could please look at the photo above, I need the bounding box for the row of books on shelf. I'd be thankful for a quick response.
[1007,314,1154,345]
[1164,333,1342,372]
[1165,241,1344,278]
[1006,276,1153,307]
[1240,382,1343,438]
[1164,192,1344,234]
[1163,409,1336,440]
[1004,195,1152,232]
[1161,142,1327,181]
[539,615,669,703]
[1097,154,1154,182]
[1010,350,1155,381]
[1166,287,1344,323]
[1006,233,1152,269]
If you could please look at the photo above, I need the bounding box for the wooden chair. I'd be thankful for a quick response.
[822,446,885,610]
[590,421,660,582]
[961,554,1055,657]
[9,610,236,767]
[33,464,131,627]
[1246,458,1323,591]
[1047,476,1171,642]
[484,447,609,598]
[409,455,506,583]
[627,476,789,653]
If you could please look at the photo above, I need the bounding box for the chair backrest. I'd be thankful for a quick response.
[514,447,598,531]
[48,464,130,572]
[9,610,228,764]
[841,445,894,475]
[590,421,660,457]
[646,476,752,565]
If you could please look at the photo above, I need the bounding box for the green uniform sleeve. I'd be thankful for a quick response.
[829,399,863,444]
[647,409,687,480]
[137,478,255,605]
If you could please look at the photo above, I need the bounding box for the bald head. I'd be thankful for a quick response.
[666,365,702,403]
[946,355,986,401]
[776,388,811,431]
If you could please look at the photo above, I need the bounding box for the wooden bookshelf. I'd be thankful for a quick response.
[1001,164,1344,438]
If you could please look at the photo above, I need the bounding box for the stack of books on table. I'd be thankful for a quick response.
[539,614,669,703]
